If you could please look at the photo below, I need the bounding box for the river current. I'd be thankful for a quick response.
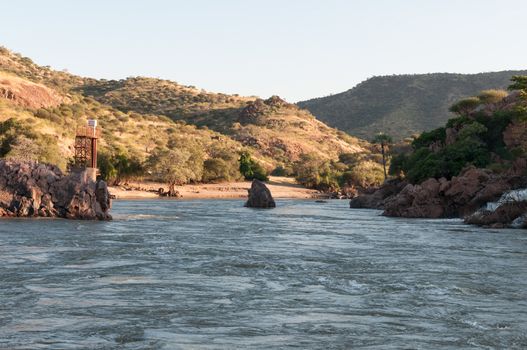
[1,199,526,349]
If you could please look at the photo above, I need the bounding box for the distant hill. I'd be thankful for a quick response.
[0,46,368,175]
[298,71,527,140]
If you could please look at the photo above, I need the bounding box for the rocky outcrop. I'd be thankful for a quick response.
[349,166,527,222]
[349,179,407,209]
[382,167,526,218]
[0,160,111,220]
[238,96,293,126]
[465,189,527,228]
[0,73,67,109]
[245,179,276,208]
[383,178,446,218]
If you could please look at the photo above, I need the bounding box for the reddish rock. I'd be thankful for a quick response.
[349,179,408,209]
[381,166,526,219]
[383,181,445,218]
[465,201,527,227]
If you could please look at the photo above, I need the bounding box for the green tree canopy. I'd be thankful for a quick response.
[448,97,481,116]
[238,151,268,181]
[508,76,527,91]
[146,146,204,194]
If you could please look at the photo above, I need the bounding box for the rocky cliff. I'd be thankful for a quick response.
[0,160,111,220]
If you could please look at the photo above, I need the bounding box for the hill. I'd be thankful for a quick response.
[0,46,371,189]
[298,71,527,140]
[79,77,367,165]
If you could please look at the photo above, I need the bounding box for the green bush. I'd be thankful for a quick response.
[0,118,66,169]
[239,151,268,181]
[508,76,527,91]
[271,165,294,177]
[203,158,232,182]
[293,153,341,191]
[411,127,446,149]
[449,97,481,116]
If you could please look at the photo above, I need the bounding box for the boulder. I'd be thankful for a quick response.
[465,188,527,228]
[245,179,276,208]
[465,201,527,227]
[0,160,111,220]
[95,179,112,220]
[383,180,445,218]
[349,179,407,209]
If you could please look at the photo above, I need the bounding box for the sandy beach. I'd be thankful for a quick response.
[108,176,321,200]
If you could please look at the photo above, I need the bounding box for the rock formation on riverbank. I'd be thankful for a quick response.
[245,179,276,208]
[383,167,526,218]
[349,166,527,227]
[464,189,527,228]
[351,166,526,217]
[0,160,112,220]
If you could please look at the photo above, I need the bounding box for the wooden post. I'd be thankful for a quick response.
[90,137,97,169]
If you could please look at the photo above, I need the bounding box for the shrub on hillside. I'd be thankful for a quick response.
[478,89,508,104]
[271,165,294,177]
[0,118,66,169]
[449,97,481,116]
[239,151,269,181]
[342,160,385,188]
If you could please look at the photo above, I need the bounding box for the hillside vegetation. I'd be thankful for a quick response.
[0,46,375,190]
[78,77,368,165]
[390,77,527,184]
[298,71,527,140]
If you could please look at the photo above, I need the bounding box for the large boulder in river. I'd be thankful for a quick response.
[0,160,112,220]
[245,179,276,208]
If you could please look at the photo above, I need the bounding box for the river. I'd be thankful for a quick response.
[1,199,526,349]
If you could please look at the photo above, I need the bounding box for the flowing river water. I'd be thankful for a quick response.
[1,199,526,349]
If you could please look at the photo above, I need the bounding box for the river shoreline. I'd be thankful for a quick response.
[108,176,322,200]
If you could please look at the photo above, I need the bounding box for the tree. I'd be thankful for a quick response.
[508,76,527,91]
[238,151,268,181]
[448,97,481,116]
[112,153,143,185]
[372,133,393,181]
[146,147,203,195]
[98,152,118,182]
[293,153,340,191]
[203,158,233,182]
[344,160,384,188]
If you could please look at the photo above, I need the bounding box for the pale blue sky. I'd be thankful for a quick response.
[1,0,525,101]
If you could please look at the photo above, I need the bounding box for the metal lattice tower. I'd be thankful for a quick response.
[74,120,100,169]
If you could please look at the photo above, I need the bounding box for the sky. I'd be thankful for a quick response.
[1,0,526,102]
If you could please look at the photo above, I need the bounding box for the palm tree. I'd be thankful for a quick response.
[372,133,393,181]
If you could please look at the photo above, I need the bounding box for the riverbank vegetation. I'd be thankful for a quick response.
[389,77,527,184]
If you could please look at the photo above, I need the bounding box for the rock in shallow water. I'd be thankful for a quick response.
[0,160,111,220]
[245,179,276,208]
[464,188,527,228]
